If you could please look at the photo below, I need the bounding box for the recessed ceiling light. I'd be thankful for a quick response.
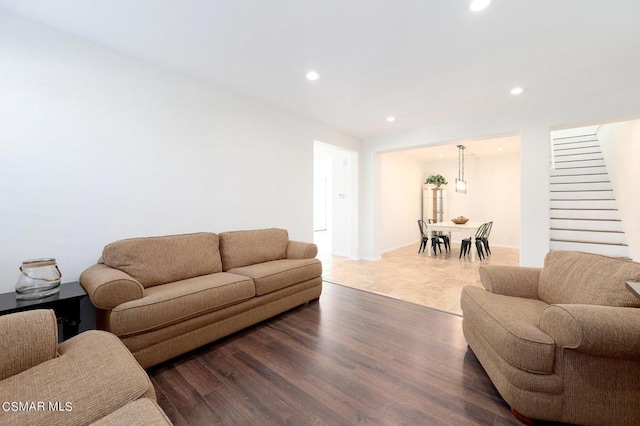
[438,154,445,158]
[497,147,503,151]
[510,86,524,95]
[470,0,490,12]
[386,116,396,122]
[306,71,319,81]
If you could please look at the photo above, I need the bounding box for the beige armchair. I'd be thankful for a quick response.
[461,250,640,426]
[0,309,171,425]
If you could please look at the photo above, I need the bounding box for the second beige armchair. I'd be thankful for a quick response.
[461,250,640,426]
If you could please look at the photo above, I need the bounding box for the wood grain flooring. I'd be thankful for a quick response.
[148,282,528,426]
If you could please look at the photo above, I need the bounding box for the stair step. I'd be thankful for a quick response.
[551,166,606,176]
[549,240,630,257]
[550,208,620,220]
[553,145,601,155]
[550,181,612,191]
[550,192,614,201]
[553,135,598,144]
[550,199,617,209]
[554,159,605,169]
[550,219,624,232]
[550,238,627,247]
[550,173,609,183]
[553,152,604,162]
[550,229,627,244]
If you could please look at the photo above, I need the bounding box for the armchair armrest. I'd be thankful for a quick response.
[540,304,640,358]
[479,265,541,299]
[286,240,318,259]
[80,264,144,310]
[0,309,58,381]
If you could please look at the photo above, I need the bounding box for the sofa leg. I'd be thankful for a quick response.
[305,297,320,306]
[511,409,536,425]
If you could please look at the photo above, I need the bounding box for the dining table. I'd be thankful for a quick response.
[426,220,485,262]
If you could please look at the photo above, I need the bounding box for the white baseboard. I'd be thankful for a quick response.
[381,240,420,254]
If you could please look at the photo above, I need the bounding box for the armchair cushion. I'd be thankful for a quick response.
[538,251,640,307]
[219,228,288,270]
[461,286,555,374]
[0,309,57,381]
[102,232,222,288]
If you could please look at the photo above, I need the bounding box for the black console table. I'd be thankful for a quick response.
[0,281,87,340]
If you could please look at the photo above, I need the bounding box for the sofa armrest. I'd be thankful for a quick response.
[0,310,58,381]
[80,264,144,310]
[539,304,640,358]
[479,265,541,299]
[286,240,318,259]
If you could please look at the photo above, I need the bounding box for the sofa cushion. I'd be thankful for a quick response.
[102,233,223,288]
[538,251,640,307]
[110,272,254,337]
[219,228,289,271]
[228,258,322,296]
[461,286,555,374]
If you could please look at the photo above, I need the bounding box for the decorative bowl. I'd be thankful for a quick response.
[452,217,469,225]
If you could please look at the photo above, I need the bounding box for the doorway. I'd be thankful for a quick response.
[313,141,358,258]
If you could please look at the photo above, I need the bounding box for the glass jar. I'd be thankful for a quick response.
[15,258,62,300]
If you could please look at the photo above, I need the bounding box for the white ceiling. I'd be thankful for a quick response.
[396,134,520,163]
[2,1,640,140]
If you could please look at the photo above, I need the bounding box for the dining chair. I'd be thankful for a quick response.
[479,221,493,255]
[459,222,488,260]
[418,219,444,254]
[417,220,429,253]
[428,219,450,252]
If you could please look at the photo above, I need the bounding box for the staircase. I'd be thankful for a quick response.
[549,132,629,257]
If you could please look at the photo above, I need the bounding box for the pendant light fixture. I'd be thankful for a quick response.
[456,145,467,193]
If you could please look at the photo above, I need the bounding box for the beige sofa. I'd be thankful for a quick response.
[0,309,171,426]
[80,228,322,368]
[461,250,640,426]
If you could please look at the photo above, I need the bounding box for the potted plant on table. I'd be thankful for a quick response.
[425,174,448,187]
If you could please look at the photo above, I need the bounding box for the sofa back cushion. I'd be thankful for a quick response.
[102,233,222,288]
[538,250,640,307]
[219,228,288,271]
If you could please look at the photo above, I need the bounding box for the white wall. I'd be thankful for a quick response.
[0,11,360,292]
[379,152,424,253]
[422,153,520,248]
[598,119,640,261]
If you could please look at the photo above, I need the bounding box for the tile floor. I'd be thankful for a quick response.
[316,236,520,316]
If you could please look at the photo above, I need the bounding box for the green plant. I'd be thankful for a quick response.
[425,174,448,187]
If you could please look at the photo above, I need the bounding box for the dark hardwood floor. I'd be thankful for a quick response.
[148,282,523,425]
